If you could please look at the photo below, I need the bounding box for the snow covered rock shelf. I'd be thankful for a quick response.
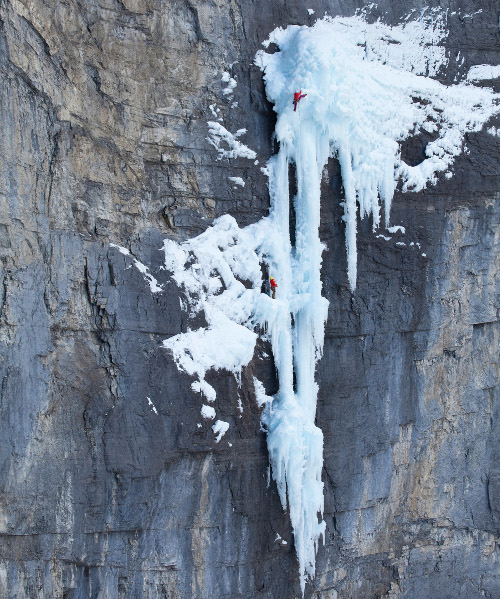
[160,10,500,595]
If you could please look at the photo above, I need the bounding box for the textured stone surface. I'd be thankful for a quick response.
[0,1,499,598]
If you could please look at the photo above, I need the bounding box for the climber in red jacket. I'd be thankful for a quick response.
[293,90,307,111]
[270,276,278,299]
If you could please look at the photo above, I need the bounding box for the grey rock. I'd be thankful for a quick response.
[0,1,499,598]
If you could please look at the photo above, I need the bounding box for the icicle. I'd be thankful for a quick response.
[261,120,329,593]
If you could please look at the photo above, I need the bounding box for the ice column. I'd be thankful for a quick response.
[261,117,329,592]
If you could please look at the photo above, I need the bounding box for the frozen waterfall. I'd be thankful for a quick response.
[256,11,500,592]
[155,10,500,595]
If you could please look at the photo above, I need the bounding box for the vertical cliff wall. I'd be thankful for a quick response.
[0,1,499,598]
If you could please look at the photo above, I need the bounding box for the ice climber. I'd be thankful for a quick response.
[293,90,307,111]
[270,276,278,299]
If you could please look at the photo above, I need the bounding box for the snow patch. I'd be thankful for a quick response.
[228,176,245,187]
[110,244,163,293]
[467,64,500,81]
[222,71,237,96]
[461,9,483,20]
[274,532,288,544]
[162,319,256,393]
[147,397,158,415]
[212,420,230,442]
[207,122,257,160]
[191,380,216,403]
[162,215,266,401]
[387,226,405,234]
[201,405,216,420]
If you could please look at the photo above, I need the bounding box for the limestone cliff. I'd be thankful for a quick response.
[0,1,499,598]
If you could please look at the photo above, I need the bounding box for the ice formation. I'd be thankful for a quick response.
[132,9,500,594]
[256,13,500,289]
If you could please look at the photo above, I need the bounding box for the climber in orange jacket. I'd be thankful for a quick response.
[293,90,307,111]
[270,276,278,299]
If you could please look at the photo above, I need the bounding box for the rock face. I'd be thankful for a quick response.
[0,1,499,598]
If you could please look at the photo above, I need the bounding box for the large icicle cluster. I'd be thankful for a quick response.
[256,13,500,289]
[109,10,500,595]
